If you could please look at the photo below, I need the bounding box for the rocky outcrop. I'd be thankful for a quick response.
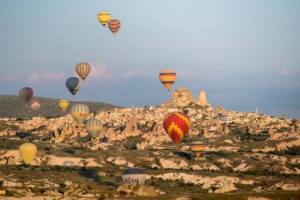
[152,173,239,193]
[117,184,157,197]
[197,90,213,111]
[162,88,196,107]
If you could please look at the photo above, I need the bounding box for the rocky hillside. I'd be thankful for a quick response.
[0,95,119,119]
[0,88,299,199]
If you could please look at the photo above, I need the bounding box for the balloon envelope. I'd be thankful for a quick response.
[19,87,33,103]
[163,112,190,145]
[108,19,121,36]
[30,101,40,112]
[86,118,103,139]
[122,168,146,185]
[62,160,75,166]
[98,12,110,27]
[190,141,205,157]
[19,143,37,165]
[71,104,89,126]
[76,62,91,81]
[59,100,69,111]
[159,69,176,90]
[66,77,80,95]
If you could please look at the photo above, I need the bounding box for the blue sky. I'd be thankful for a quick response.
[0,0,300,119]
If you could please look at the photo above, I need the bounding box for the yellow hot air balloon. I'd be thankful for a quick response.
[98,12,110,27]
[71,104,89,127]
[159,69,176,91]
[76,62,91,81]
[190,141,205,157]
[59,100,69,111]
[19,143,37,165]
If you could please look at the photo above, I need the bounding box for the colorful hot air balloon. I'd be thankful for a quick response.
[85,118,103,139]
[190,141,205,157]
[59,100,69,111]
[122,168,146,185]
[163,112,190,145]
[108,19,121,36]
[71,104,89,127]
[19,87,33,103]
[98,12,110,27]
[159,69,176,91]
[66,77,81,95]
[76,62,91,81]
[30,101,40,112]
[19,143,37,165]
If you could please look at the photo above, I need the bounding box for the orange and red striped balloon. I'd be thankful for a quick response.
[190,141,205,157]
[108,19,121,36]
[159,69,176,90]
[163,112,190,145]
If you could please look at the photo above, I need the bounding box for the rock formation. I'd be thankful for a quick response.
[197,90,213,111]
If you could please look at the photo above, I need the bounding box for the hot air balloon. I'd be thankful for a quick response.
[122,168,146,185]
[76,62,91,81]
[62,160,75,166]
[85,118,103,139]
[98,12,110,27]
[19,87,33,103]
[59,100,69,111]
[108,19,121,36]
[190,141,205,157]
[30,101,40,112]
[19,143,37,165]
[66,77,81,95]
[159,69,176,91]
[71,104,89,127]
[163,112,190,145]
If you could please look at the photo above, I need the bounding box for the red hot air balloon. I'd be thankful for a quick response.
[19,87,33,103]
[108,19,121,36]
[163,112,190,145]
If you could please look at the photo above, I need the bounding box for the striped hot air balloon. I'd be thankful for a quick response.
[85,118,103,139]
[71,104,89,127]
[98,12,110,27]
[59,100,69,111]
[163,112,190,145]
[159,69,176,91]
[19,87,33,103]
[66,77,81,95]
[108,19,121,36]
[190,141,205,157]
[76,62,91,81]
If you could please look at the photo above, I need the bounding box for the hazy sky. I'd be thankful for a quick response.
[1,0,300,119]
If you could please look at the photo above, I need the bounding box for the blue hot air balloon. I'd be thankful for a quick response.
[66,77,81,95]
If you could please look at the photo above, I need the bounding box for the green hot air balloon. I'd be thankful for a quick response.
[66,77,81,95]
[86,118,103,139]
[71,104,89,127]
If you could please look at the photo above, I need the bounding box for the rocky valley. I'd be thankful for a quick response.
[0,88,299,200]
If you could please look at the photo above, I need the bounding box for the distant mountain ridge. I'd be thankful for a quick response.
[0,95,119,119]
